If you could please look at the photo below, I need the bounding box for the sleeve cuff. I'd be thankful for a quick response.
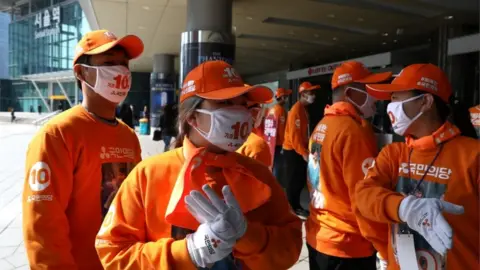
[234,222,267,255]
[170,239,197,270]
[384,194,404,223]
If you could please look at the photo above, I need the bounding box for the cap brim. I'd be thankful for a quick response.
[366,83,414,100]
[276,89,293,98]
[355,71,392,84]
[284,89,293,95]
[85,35,144,60]
[197,85,273,103]
[300,85,321,93]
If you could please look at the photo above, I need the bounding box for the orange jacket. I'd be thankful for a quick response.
[95,138,302,270]
[355,122,479,270]
[22,105,142,270]
[237,132,272,167]
[306,102,388,258]
[283,101,309,157]
[469,105,480,137]
[268,104,287,146]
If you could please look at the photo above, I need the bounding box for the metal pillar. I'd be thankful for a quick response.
[179,0,235,86]
[56,79,73,107]
[31,80,51,112]
[150,54,176,129]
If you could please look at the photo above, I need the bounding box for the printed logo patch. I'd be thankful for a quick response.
[28,161,51,192]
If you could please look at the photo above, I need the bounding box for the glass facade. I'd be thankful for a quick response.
[8,0,90,112]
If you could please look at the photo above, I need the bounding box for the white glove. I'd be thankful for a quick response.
[377,253,387,270]
[185,185,247,267]
[398,195,464,256]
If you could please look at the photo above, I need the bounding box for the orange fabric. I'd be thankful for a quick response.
[469,105,480,137]
[73,30,144,64]
[95,137,302,270]
[366,64,451,103]
[405,121,460,150]
[268,104,287,145]
[331,61,392,90]
[179,61,272,103]
[355,122,479,270]
[299,81,321,93]
[22,105,142,270]
[236,132,272,167]
[282,101,309,157]
[165,138,272,230]
[306,102,388,258]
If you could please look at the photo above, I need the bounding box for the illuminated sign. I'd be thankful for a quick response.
[34,6,61,39]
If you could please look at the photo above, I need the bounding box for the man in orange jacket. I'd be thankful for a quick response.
[267,88,292,183]
[22,30,143,270]
[306,61,392,270]
[283,81,320,217]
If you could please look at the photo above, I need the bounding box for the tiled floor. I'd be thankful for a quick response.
[0,123,310,269]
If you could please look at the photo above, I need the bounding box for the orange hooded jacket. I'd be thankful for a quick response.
[22,105,142,270]
[283,101,309,157]
[95,138,302,270]
[236,132,272,167]
[306,102,388,259]
[355,122,479,270]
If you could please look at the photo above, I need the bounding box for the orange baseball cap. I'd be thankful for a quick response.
[366,64,451,103]
[275,88,293,98]
[299,82,321,93]
[73,30,144,65]
[180,61,273,103]
[331,61,392,90]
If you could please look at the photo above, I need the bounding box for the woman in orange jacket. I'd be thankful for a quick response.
[95,60,303,270]
[356,63,479,270]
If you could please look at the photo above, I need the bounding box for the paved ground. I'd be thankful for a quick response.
[0,122,310,269]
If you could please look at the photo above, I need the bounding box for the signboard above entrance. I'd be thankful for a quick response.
[286,52,392,80]
[34,6,61,39]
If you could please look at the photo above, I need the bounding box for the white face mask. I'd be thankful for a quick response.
[304,94,315,104]
[194,106,253,152]
[387,95,424,136]
[345,86,377,118]
[80,65,132,104]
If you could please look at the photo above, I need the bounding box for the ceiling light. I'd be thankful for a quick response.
[327,14,335,18]
[246,16,253,20]
[444,15,454,20]
[393,39,398,43]
[382,32,389,37]
[314,34,320,38]
[332,37,337,41]
[142,6,150,10]
[382,42,387,45]
[357,17,364,22]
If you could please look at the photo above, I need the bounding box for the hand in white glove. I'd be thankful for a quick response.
[398,195,464,256]
[377,253,387,270]
[184,185,247,268]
